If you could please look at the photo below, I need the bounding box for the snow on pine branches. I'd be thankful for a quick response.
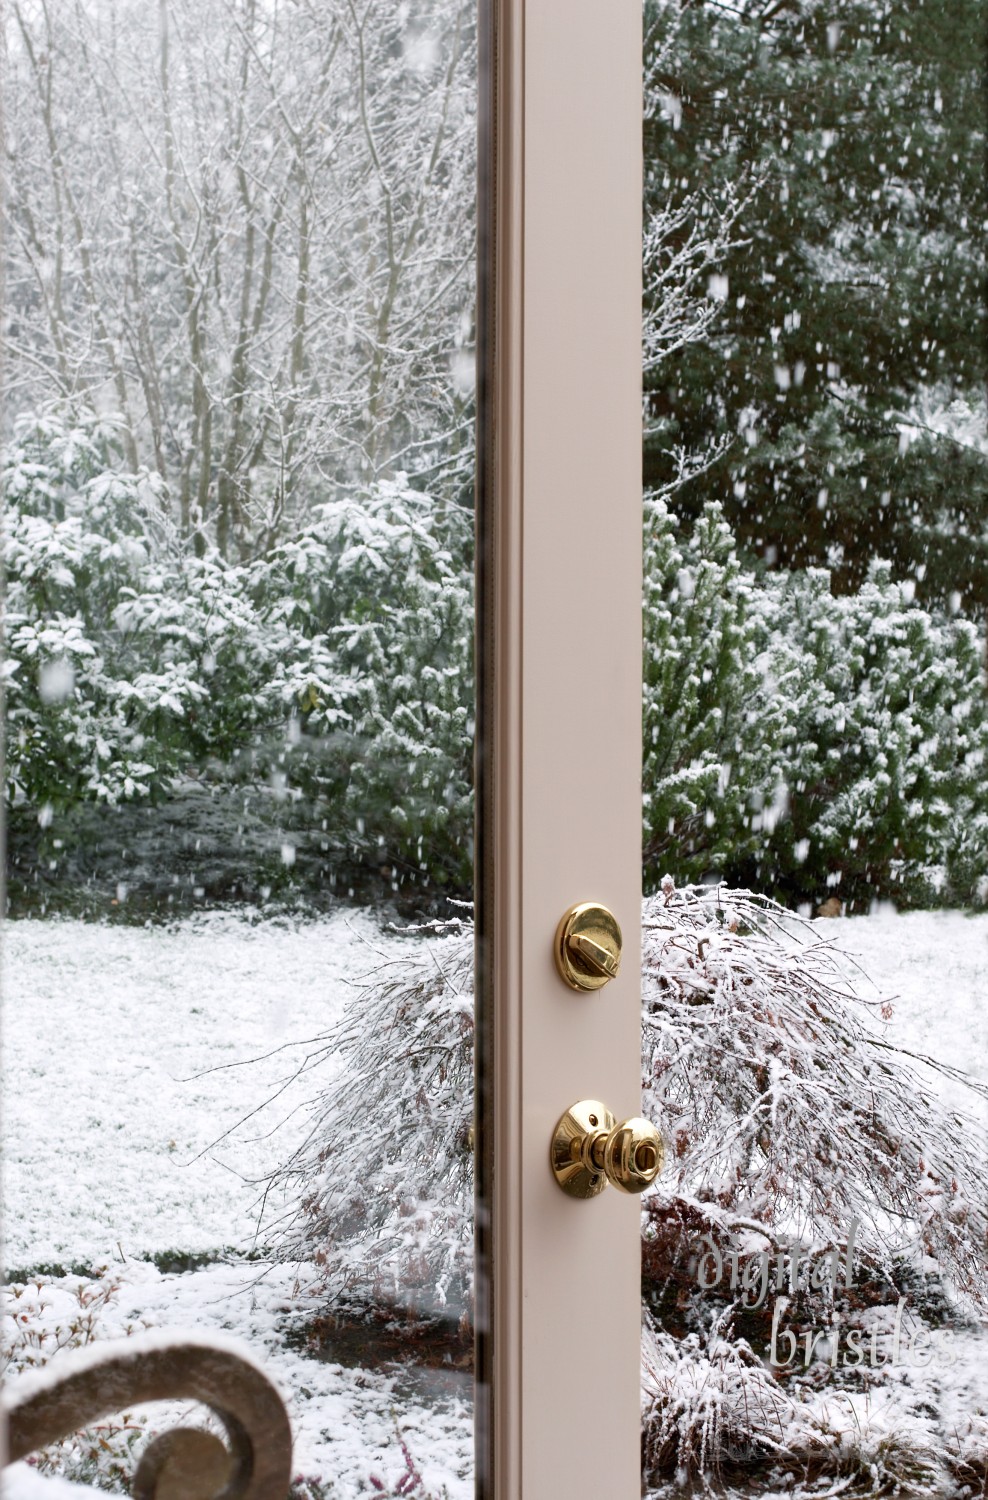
[642,497,988,911]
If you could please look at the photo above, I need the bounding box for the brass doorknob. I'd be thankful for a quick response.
[550,1099,664,1199]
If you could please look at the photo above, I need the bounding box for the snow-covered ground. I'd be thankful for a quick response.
[1,909,473,1499]
[2,905,987,1497]
[2,908,402,1270]
[1,1260,471,1498]
[829,905,988,1125]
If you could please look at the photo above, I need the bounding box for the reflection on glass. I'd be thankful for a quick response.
[2,1,476,1493]
[641,0,988,1493]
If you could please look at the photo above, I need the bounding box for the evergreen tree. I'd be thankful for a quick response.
[643,0,988,619]
[642,498,988,908]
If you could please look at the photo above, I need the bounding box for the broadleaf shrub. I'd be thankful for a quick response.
[5,415,986,908]
[3,414,473,896]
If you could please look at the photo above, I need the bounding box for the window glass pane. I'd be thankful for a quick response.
[641,0,988,1491]
[2,3,476,1493]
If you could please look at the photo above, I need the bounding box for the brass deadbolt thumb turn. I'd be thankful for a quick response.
[550,1099,664,1199]
[554,903,622,991]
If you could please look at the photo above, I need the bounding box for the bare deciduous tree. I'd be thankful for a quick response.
[4,0,477,555]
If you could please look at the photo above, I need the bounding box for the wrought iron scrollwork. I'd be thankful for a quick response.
[2,1331,293,1499]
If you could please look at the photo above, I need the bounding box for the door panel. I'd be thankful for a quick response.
[2,3,477,1494]
[477,3,643,1495]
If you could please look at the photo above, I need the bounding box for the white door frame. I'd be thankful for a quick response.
[476,4,644,1494]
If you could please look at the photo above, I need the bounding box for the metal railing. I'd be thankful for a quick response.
[2,1331,292,1499]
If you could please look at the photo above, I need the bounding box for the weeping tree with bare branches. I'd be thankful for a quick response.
[257,887,988,1490]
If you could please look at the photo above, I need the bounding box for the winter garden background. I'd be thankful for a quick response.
[1,0,987,1497]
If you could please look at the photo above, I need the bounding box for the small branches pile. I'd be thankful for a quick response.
[641,1320,837,1485]
[642,882,988,1306]
[641,1318,957,1497]
[262,920,475,1323]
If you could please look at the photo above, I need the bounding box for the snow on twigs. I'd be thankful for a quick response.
[260,918,475,1323]
[642,885,988,1303]
[263,889,988,1320]
[252,889,988,1492]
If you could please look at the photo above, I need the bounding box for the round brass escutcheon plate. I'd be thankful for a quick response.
[550,1099,665,1199]
[549,1099,615,1199]
[554,902,622,991]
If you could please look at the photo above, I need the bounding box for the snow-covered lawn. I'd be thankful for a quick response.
[2,908,402,1270]
[829,907,988,1125]
[2,909,473,1498]
[2,905,987,1497]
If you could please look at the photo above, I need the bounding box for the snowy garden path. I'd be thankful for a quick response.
[3,906,987,1498]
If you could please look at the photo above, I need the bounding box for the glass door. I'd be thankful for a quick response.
[640,0,988,1494]
[2,2,478,1494]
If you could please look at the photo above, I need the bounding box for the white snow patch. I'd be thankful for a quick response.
[831,906,988,1127]
[2,910,405,1267]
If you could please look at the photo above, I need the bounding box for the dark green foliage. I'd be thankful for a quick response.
[643,0,988,617]
[8,426,986,917]
[3,417,473,908]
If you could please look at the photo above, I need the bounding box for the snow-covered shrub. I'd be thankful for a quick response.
[4,416,192,808]
[642,1318,961,1495]
[248,485,474,892]
[643,497,796,883]
[262,918,475,1322]
[3,415,313,811]
[1,1267,151,1491]
[264,890,988,1317]
[3,414,474,894]
[642,497,988,908]
[640,1322,842,1486]
[263,892,988,1487]
[641,883,988,1300]
[773,562,988,910]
